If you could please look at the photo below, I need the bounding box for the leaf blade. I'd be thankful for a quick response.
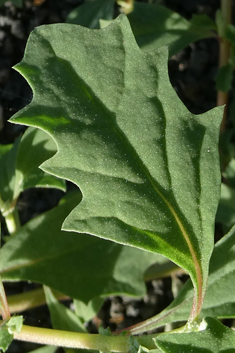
[0,191,161,303]
[128,3,216,56]
[10,15,222,318]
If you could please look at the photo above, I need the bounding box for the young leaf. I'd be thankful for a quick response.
[0,322,13,352]
[0,316,23,352]
[73,297,104,323]
[10,15,222,319]
[155,317,235,353]
[0,191,161,303]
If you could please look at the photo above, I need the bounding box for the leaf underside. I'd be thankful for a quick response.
[10,15,222,317]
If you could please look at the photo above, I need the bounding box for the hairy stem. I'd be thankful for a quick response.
[11,323,157,352]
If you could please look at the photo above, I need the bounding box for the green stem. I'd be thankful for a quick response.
[11,323,157,352]
[0,195,20,235]
[4,208,20,235]
[7,288,69,314]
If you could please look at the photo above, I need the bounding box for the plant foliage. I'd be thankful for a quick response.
[10,14,222,321]
[1,1,235,352]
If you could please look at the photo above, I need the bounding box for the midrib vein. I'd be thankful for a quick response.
[111,122,203,315]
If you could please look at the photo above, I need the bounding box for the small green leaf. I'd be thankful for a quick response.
[129,336,140,353]
[6,316,23,334]
[0,322,13,352]
[66,0,115,28]
[98,326,112,336]
[128,3,216,56]
[0,191,161,303]
[10,15,222,319]
[0,316,23,352]
[155,317,235,353]
[74,297,104,323]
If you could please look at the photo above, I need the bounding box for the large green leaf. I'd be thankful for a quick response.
[10,15,222,318]
[0,191,161,303]
[127,2,216,56]
[128,225,235,334]
[65,1,216,57]
[155,317,235,353]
